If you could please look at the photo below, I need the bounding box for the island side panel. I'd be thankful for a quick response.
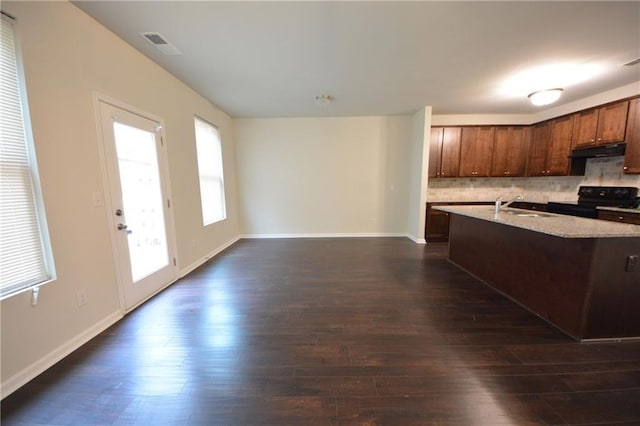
[447,214,595,339]
[584,238,640,339]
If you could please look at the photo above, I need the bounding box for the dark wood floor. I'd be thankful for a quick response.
[2,238,640,425]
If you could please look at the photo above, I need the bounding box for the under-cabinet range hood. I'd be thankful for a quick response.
[569,143,626,159]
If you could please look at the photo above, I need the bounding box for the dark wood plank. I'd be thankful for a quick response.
[3,238,640,425]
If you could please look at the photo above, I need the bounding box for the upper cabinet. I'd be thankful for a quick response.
[527,122,552,176]
[624,97,640,174]
[527,116,574,176]
[427,95,638,180]
[459,126,495,177]
[491,126,530,177]
[429,127,461,178]
[572,101,629,148]
[548,115,575,175]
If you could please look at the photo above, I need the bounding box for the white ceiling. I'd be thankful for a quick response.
[72,1,640,118]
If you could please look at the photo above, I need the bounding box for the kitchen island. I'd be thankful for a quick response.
[435,205,640,340]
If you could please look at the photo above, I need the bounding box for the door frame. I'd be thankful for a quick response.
[93,92,179,312]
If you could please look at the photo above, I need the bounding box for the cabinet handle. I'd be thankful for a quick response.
[619,217,624,221]
[590,139,595,142]
[624,166,628,171]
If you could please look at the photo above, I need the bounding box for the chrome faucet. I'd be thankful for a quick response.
[495,194,524,214]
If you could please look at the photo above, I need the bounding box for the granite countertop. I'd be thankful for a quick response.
[434,205,640,238]
[597,206,640,215]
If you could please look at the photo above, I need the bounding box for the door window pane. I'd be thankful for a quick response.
[113,122,168,282]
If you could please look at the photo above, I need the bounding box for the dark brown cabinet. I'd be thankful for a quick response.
[624,97,640,174]
[548,115,575,175]
[491,126,530,177]
[425,203,451,241]
[527,116,574,176]
[572,101,629,148]
[428,96,639,180]
[527,122,552,176]
[459,126,495,177]
[426,201,513,241]
[597,210,640,225]
[429,127,461,178]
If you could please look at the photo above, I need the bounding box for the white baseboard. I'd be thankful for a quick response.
[407,234,427,244]
[179,235,240,278]
[1,310,122,400]
[240,232,409,239]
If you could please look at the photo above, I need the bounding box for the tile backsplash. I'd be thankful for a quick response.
[427,156,640,203]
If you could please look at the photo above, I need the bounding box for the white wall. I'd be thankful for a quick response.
[234,116,412,237]
[406,107,432,242]
[1,1,240,397]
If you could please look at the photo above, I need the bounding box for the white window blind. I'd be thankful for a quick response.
[194,117,226,225]
[0,14,55,299]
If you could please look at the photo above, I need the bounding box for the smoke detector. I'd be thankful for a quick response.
[314,94,333,106]
[139,32,182,56]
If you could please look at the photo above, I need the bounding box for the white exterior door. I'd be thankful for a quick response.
[97,99,177,310]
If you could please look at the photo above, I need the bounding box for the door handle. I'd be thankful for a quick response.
[117,223,132,235]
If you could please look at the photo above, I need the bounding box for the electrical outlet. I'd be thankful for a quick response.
[76,290,88,307]
[626,255,639,272]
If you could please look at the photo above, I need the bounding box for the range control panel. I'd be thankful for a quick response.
[578,186,638,202]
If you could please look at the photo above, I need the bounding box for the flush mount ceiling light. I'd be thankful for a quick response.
[528,88,563,106]
[314,94,332,106]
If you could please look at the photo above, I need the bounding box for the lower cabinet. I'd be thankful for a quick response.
[426,202,493,242]
[597,210,640,225]
[425,204,451,241]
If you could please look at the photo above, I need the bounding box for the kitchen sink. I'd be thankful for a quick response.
[504,210,553,218]
[487,207,555,217]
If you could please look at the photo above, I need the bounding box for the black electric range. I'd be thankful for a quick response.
[546,186,639,219]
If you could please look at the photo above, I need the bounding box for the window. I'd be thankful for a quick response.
[0,13,55,300]
[194,117,226,225]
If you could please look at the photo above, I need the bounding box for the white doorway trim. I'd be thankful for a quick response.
[92,92,179,313]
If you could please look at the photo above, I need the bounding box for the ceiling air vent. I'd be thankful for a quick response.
[140,32,182,56]
[623,58,640,67]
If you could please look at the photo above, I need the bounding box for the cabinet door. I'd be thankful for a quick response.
[491,126,529,177]
[624,98,640,174]
[527,122,552,176]
[459,127,494,177]
[425,205,451,241]
[428,127,443,178]
[439,127,461,178]
[572,109,599,148]
[596,101,629,145]
[547,115,574,176]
